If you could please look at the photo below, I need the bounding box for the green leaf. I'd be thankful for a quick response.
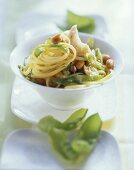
[79,113,102,139]
[63,108,88,130]
[38,116,62,133]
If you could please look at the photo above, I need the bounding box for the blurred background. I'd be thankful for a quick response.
[0,0,134,169]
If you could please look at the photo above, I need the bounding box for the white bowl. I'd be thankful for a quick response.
[10,33,123,110]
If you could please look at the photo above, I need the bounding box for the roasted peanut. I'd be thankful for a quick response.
[83,65,91,76]
[34,78,46,85]
[85,61,90,67]
[69,64,77,74]
[49,81,58,87]
[106,59,114,69]
[103,54,111,64]
[52,34,62,44]
[75,61,85,70]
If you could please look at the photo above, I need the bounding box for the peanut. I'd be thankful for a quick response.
[69,65,77,74]
[103,55,111,64]
[75,61,85,70]
[85,61,90,67]
[34,78,46,85]
[52,34,62,44]
[106,59,114,69]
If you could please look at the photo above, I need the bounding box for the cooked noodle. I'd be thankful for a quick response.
[21,41,76,79]
[19,25,114,88]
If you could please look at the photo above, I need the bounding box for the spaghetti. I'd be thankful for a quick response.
[19,25,114,88]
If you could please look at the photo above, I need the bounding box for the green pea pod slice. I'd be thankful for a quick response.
[63,108,88,130]
[67,10,96,33]
[71,139,91,153]
[79,113,102,140]
[95,48,103,63]
[49,128,77,160]
[38,115,62,133]
[87,37,95,50]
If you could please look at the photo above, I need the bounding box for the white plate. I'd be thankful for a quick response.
[0,129,122,170]
[16,12,108,44]
[11,77,117,124]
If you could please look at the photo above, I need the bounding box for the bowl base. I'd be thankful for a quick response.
[47,102,83,111]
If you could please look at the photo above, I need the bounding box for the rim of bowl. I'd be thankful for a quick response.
[10,32,124,92]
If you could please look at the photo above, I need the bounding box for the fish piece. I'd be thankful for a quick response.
[68,25,91,56]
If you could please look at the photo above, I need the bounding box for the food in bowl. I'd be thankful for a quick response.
[18,25,114,89]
